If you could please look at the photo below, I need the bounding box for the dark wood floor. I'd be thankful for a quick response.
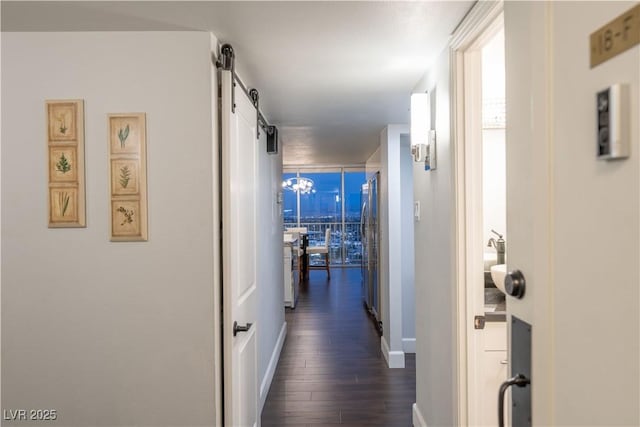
[261,268,416,426]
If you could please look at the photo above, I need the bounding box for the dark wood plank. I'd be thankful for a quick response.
[261,268,416,426]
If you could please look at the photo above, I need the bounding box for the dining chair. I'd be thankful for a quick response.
[306,227,331,279]
[285,227,307,276]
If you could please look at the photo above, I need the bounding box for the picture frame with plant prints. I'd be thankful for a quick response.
[108,113,148,241]
[46,99,85,227]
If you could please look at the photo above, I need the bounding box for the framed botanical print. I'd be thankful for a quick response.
[108,113,147,241]
[46,100,85,227]
[48,101,79,142]
[111,199,142,238]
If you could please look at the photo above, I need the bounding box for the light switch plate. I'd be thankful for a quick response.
[414,201,421,221]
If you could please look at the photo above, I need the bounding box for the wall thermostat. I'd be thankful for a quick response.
[597,84,629,160]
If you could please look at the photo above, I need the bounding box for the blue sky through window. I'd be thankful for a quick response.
[299,172,341,223]
[284,171,365,222]
[282,170,366,265]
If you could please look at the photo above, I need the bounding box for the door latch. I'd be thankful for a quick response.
[474,315,486,330]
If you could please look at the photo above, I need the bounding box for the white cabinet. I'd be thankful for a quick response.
[480,321,508,426]
[283,245,297,308]
[484,321,507,351]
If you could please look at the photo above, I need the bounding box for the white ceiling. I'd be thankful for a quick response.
[2,1,473,165]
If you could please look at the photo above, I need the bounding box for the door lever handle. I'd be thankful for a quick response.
[498,373,530,427]
[233,321,253,337]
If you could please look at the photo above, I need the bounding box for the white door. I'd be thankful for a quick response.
[504,2,553,424]
[221,69,259,427]
[507,3,640,425]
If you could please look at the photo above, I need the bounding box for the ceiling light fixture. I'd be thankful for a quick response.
[282,177,316,194]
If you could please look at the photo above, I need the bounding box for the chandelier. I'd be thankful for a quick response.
[282,177,316,194]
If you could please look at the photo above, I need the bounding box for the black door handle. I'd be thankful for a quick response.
[505,270,526,299]
[233,321,253,337]
[498,373,530,427]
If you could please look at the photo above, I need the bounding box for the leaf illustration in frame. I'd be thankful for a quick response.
[59,192,70,216]
[57,114,68,134]
[48,101,78,142]
[116,206,134,226]
[119,165,131,188]
[55,153,72,174]
[118,124,130,148]
[49,147,78,183]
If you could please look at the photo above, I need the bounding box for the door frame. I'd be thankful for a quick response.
[210,35,223,427]
[450,1,504,425]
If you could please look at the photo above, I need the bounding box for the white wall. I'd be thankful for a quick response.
[482,129,506,245]
[368,128,414,365]
[378,125,410,368]
[379,127,391,361]
[256,132,286,411]
[400,136,416,352]
[412,47,457,426]
[481,28,506,248]
[366,146,381,180]
[2,32,216,426]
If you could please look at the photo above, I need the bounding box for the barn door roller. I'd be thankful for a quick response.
[215,43,278,151]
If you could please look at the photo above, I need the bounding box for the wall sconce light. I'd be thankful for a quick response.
[410,92,437,170]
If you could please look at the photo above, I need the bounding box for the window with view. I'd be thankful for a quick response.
[283,168,366,266]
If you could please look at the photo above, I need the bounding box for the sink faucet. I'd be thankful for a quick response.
[487,229,506,265]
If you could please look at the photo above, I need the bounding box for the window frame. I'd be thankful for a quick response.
[283,165,365,266]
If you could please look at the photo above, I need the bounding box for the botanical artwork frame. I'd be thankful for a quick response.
[48,101,78,141]
[108,113,148,241]
[110,200,142,238]
[110,159,140,196]
[50,187,79,223]
[46,100,85,227]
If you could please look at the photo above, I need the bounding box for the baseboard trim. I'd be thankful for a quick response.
[402,337,416,354]
[413,403,427,427]
[381,336,405,368]
[259,321,287,413]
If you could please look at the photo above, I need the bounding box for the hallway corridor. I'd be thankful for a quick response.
[262,269,416,426]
